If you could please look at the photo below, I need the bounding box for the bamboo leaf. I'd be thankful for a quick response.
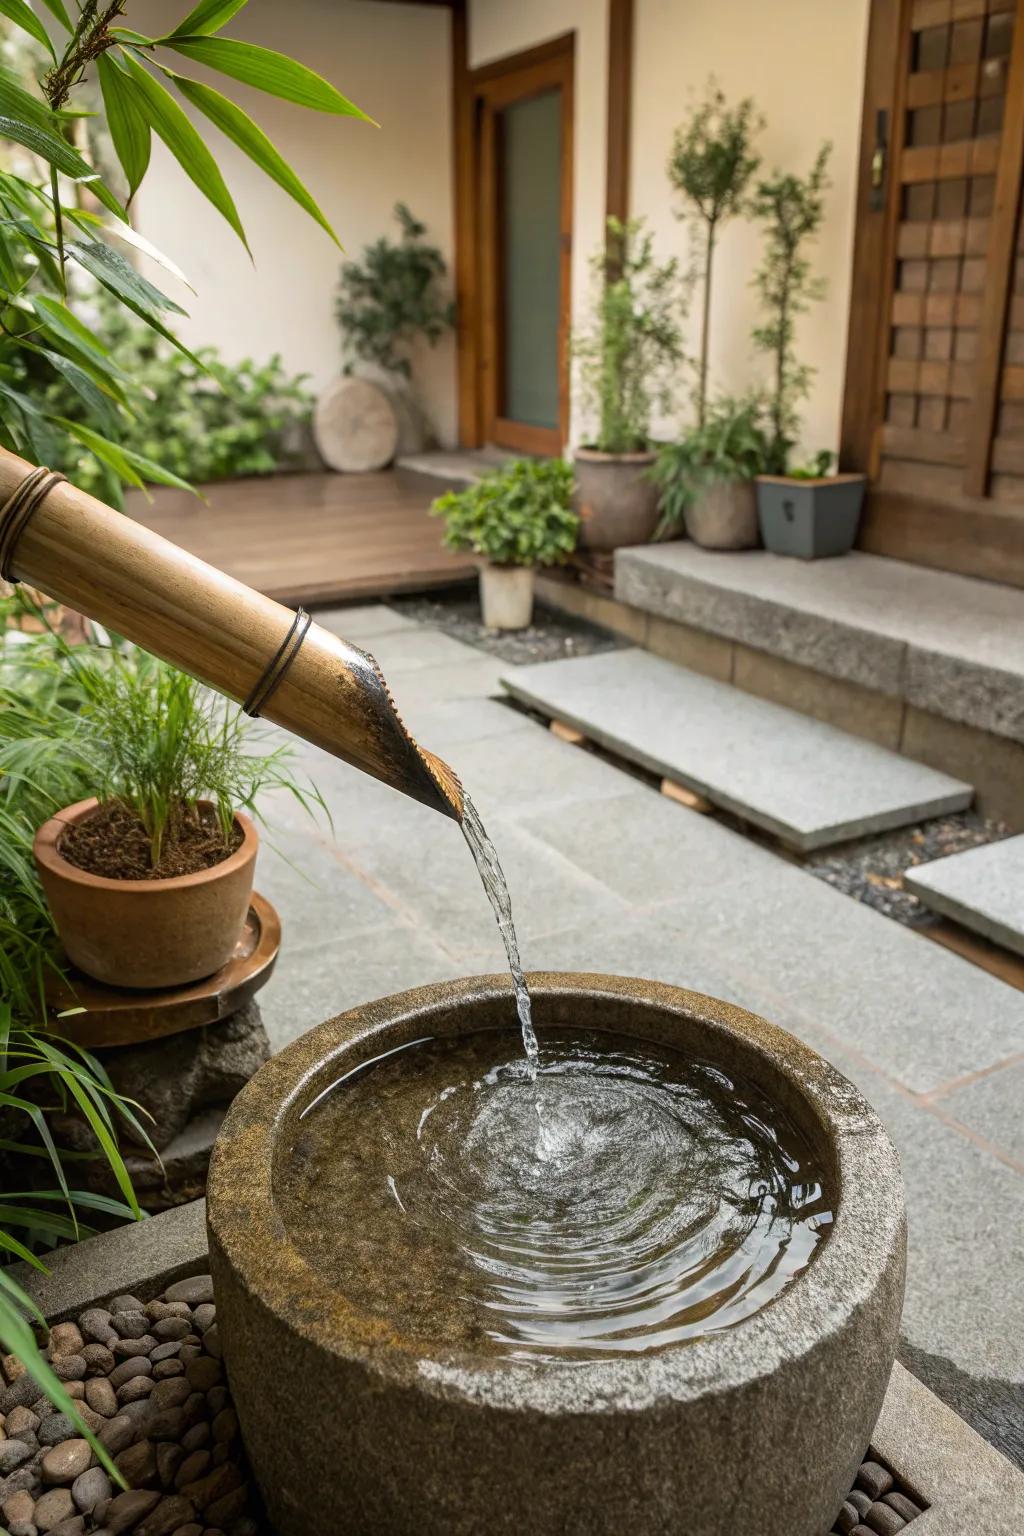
[173,75,340,246]
[169,0,248,36]
[0,0,57,60]
[118,51,248,248]
[35,0,71,29]
[164,36,372,120]
[56,418,197,495]
[97,53,151,200]
[68,238,205,367]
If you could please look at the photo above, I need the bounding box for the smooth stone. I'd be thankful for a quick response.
[112,1338,157,1360]
[174,1451,210,1489]
[38,1416,77,1448]
[49,1518,85,1536]
[110,1313,150,1341]
[204,1389,226,1418]
[116,1378,154,1406]
[882,1492,922,1520]
[0,1378,40,1416]
[856,1462,894,1501]
[864,1505,905,1535]
[156,1442,185,1489]
[109,1358,152,1390]
[50,1359,85,1384]
[191,1308,215,1336]
[2,1489,35,1525]
[178,1349,201,1366]
[0,1440,32,1474]
[209,1411,235,1447]
[179,1462,239,1510]
[71,1466,111,1514]
[4,1408,40,1441]
[204,1486,246,1526]
[84,1380,117,1419]
[32,1487,75,1533]
[150,1380,191,1412]
[849,1489,873,1516]
[104,1488,161,1533]
[96,1417,135,1457]
[179,1425,209,1454]
[152,1321,191,1344]
[200,1329,219,1362]
[184,1361,220,1393]
[81,1346,115,1378]
[78,1313,115,1348]
[108,1298,144,1316]
[62,1383,85,1402]
[47,1326,84,1362]
[134,1493,197,1536]
[163,1279,214,1309]
[150,1345,182,1365]
[117,1400,152,1433]
[1,1355,26,1385]
[171,1525,202,1536]
[114,1439,156,1487]
[40,1440,91,1484]
[153,1362,184,1381]
[147,1407,186,1443]
[500,649,972,851]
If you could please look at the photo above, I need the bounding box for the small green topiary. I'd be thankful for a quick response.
[432,458,578,568]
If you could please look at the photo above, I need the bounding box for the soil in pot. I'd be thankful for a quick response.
[59,800,241,880]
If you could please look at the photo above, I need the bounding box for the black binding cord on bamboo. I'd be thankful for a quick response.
[242,606,312,718]
[0,466,67,582]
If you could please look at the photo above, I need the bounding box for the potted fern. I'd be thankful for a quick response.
[573,218,684,551]
[432,458,578,630]
[750,145,865,558]
[32,644,320,990]
[650,395,769,546]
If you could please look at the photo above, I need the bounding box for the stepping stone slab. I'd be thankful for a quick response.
[500,649,972,850]
[904,834,1024,955]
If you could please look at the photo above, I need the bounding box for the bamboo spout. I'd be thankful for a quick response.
[0,448,463,821]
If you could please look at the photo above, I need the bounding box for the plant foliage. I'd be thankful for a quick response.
[574,217,684,455]
[649,395,769,534]
[28,294,312,500]
[335,203,454,381]
[667,82,763,427]
[750,144,831,473]
[0,0,366,494]
[432,457,578,568]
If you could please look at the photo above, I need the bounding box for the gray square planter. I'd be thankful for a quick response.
[756,473,866,559]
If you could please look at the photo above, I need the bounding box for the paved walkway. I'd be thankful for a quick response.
[256,604,1024,1464]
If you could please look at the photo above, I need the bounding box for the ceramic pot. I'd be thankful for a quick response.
[685,479,760,550]
[757,474,867,559]
[34,798,258,989]
[574,448,660,552]
[479,564,534,630]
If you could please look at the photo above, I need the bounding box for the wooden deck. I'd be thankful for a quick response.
[127,468,475,606]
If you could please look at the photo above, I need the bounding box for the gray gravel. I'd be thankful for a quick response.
[391,587,626,666]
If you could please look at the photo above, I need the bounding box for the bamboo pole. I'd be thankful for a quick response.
[0,448,463,820]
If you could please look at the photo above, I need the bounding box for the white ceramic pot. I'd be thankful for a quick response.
[479,564,534,631]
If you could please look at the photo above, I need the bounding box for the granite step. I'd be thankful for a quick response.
[905,835,1024,956]
[500,649,973,851]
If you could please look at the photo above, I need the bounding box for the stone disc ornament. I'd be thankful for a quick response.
[208,973,907,1536]
[313,376,399,473]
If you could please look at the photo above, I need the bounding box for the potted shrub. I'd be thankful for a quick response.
[749,145,864,557]
[432,458,578,630]
[331,202,455,461]
[650,395,769,548]
[32,646,319,989]
[573,218,685,551]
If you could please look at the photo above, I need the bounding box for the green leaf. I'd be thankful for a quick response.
[68,235,187,319]
[0,120,125,222]
[57,418,197,496]
[169,0,248,36]
[0,66,63,133]
[118,51,247,247]
[97,53,151,200]
[31,294,126,376]
[0,0,57,60]
[174,75,340,246]
[35,0,72,29]
[38,348,120,432]
[164,36,372,119]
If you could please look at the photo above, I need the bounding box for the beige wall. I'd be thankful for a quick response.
[468,0,610,445]
[131,0,457,445]
[631,0,871,457]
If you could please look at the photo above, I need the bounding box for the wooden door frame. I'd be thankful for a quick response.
[840,0,1024,585]
[453,32,575,451]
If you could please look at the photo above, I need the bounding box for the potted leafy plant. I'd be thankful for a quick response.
[668,82,763,430]
[31,645,320,989]
[432,458,578,630]
[573,217,684,551]
[650,395,768,548]
[333,203,455,457]
[749,146,864,558]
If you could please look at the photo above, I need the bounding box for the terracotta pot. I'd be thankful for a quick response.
[479,564,534,630]
[34,798,258,989]
[685,479,760,550]
[574,448,660,552]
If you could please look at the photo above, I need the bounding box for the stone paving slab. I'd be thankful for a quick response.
[501,648,972,849]
[615,544,1024,742]
[904,835,1024,957]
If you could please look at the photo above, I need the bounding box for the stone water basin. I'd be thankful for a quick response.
[207,973,906,1536]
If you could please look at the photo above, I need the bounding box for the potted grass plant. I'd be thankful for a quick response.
[30,643,320,990]
[432,458,578,630]
[749,145,864,558]
[572,218,685,551]
[650,395,769,547]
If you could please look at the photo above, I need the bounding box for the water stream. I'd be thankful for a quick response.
[461,794,539,1071]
